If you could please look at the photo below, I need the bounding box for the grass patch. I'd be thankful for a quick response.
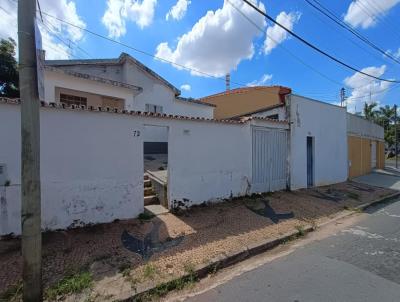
[136,272,198,301]
[138,212,155,221]
[295,225,306,237]
[143,263,158,280]
[0,282,22,302]
[183,261,195,275]
[45,271,92,300]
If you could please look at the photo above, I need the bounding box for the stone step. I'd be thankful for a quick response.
[144,195,159,206]
[144,179,152,188]
[144,187,155,197]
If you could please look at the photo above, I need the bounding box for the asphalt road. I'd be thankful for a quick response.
[185,173,400,302]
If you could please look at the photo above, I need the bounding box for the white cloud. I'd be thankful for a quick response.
[344,65,392,113]
[155,0,266,77]
[0,0,86,59]
[247,73,272,86]
[264,11,301,55]
[385,47,400,59]
[166,0,190,21]
[102,0,157,38]
[180,84,191,91]
[344,0,400,29]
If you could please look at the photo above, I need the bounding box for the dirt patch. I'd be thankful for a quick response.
[0,181,395,299]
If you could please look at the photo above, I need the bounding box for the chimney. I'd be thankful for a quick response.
[225,73,230,91]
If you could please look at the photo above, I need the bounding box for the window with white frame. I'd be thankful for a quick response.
[145,104,163,113]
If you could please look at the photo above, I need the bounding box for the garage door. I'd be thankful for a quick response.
[252,127,288,193]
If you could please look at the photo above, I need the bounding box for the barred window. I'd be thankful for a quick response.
[145,104,163,113]
[60,93,87,107]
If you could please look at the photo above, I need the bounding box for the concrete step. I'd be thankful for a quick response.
[144,195,159,206]
[144,187,155,197]
[144,179,152,188]
[144,204,169,216]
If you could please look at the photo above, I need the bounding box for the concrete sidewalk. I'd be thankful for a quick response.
[0,179,397,301]
[183,170,400,302]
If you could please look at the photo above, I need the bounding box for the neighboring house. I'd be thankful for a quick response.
[347,113,385,178]
[199,86,291,119]
[232,91,385,188]
[44,53,215,118]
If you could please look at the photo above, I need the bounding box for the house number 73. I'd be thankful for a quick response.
[133,130,141,137]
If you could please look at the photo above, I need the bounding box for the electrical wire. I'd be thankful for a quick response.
[3,0,398,103]
[241,0,400,83]
[304,0,400,65]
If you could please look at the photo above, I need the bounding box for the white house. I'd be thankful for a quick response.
[44,53,215,154]
[235,94,349,190]
[44,53,215,118]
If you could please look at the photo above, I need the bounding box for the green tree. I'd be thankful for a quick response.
[363,102,378,121]
[0,37,19,97]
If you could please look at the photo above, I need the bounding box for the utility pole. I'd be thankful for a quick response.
[18,0,42,301]
[340,87,346,107]
[395,104,398,169]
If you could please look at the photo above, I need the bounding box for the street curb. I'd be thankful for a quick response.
[124,192,400,301]
[355,191,400,211]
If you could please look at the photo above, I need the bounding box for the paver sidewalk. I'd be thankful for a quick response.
[0,181,395,301]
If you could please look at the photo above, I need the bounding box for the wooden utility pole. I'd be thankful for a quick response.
[18,0,42,300]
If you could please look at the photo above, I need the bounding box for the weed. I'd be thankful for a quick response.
[119,263,131,275]
[183,262,195,275]
[138,212,155,221]
[0,282,22,302]
[343,205,363,213]
[143,263,158,280]
[45,271,92,300]
[295,225,306,237]
[347,192,360,200]
[136,274,198,301]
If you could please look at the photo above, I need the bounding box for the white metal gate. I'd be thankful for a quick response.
[371,141,377,169]
[252,127,288,193]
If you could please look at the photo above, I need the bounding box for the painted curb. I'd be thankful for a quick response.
[123,192,400,301]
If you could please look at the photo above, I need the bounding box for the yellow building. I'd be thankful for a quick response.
[347,113,385,178]
[199,86,291,119]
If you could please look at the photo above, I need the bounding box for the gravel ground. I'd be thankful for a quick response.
[0,181,394,299]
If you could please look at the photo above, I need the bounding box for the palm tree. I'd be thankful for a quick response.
[363,102,378,121]
[379,105,395,124]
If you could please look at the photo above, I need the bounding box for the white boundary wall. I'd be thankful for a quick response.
[0,102,288,235]
[289,95,348,189]
[0,103,144,235]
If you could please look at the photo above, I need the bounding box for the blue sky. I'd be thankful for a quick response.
[1,0,400,112]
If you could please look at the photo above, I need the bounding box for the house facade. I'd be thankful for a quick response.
[221,88,384,188]
[44,53,215,118]
[199,86,291,119]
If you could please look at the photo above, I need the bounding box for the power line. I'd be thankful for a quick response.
[241,0,400,83]
[42,17,92,58]
[2,0,397,102]
[304,0,400,65]
[226,0,344,88]
[228,0,397,95]
[354,0,400,41]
